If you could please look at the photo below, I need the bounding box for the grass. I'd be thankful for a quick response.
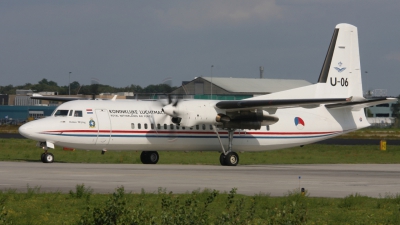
[0,125,19,133]
[339,127,400,139]
[1,133,400,223]
[1,138,400,164]
[1,186,400,224]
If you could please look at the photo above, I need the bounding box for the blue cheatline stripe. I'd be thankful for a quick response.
[42,132,338,139]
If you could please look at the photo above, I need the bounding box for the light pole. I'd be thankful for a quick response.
[69,72,72,95]
[211,65,214,100]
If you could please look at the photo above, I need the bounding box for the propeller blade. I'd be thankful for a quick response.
[172,99,179,107]
[167,94,172,105]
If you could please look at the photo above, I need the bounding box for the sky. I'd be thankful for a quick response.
[1,1,399,96]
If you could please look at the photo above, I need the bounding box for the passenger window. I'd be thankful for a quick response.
[74,110,83,117]
[210,125,213,130]
[157,124,161,129]
[196,125,199,130]
[138,123,141,129]
[182,126,185,130]
[176,125,180,130]
[202,124,206,130]
[170,124,174,130]
[266,125,270,131]
[144,123,148,129]
[151,124,154,129]
[69,110,73,116]
[54,110,69,117]
[164,124,167,129]
[131,123,135,129]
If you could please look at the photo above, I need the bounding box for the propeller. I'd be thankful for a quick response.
[146,94,183,128]
[148,96,180,142]
[157,94,181,124]
[166,94,179,107]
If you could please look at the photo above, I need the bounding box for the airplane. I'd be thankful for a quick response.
[19,23,396,166]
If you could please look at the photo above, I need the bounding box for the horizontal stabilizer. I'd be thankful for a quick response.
[326,98,397,110]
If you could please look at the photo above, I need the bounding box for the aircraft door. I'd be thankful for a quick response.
[95,109,111,146]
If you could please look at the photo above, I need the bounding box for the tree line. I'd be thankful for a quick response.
[0,79,177,95]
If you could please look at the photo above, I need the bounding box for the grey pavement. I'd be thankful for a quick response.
[0,162,399,198]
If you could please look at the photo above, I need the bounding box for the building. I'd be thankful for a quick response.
[367,102,396,127]
[0,105,57,124]
[368,102,395,118]
[0,95,8,105]
[170,77,311,100]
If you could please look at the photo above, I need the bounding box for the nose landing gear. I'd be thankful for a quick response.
[38,142,54,163]
[41,152,54,163]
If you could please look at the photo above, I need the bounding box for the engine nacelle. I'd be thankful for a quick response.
[221,121,262,129]
[219,109,279,129]
[167,100,225,127]
[163,100,279,130]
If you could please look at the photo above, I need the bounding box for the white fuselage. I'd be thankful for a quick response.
[19,99,370,152]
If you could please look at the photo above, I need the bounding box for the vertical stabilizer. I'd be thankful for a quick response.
[317,23,363,100]
[249,23,365,101]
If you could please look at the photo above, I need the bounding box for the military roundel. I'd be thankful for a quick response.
[294,117,305,130]
[89,118,96,128]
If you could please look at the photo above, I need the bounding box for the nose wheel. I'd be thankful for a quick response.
[39,142,54,163]
[41,152,54,163]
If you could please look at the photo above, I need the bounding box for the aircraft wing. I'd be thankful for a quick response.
[30,96,91,102]
[325,97,397,110]
[215,97,351,110]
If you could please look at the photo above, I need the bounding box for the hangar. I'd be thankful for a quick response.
[170,77,311,100]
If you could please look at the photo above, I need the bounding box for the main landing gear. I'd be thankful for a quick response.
[214,128,239,166]
[39,142,54,163]
[219,152,239,166]
[140,151,159,164]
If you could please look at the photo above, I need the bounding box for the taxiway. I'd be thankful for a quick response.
[0,162,399,198]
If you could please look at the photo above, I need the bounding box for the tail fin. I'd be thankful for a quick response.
[316,23,363,100]
[250,23,364,101]
[246,23,396,121]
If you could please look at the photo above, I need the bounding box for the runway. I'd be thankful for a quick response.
[0,162,399,198]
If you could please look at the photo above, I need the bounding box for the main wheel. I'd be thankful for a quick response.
[140,151,149,164]
[148,151,159,164]
[219,153,226,166]
[43,153,54,163]
[224,152,239,166]
[140,151,159,164]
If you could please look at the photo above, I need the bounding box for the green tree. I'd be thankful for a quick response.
[0,79,177,95]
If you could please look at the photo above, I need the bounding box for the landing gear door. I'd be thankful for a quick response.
[95,109,111,146]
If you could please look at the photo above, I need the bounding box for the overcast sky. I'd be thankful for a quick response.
[1,1,399,96]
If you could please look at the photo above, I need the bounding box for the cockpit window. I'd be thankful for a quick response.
[54,110,69,117]
[69,110,74,116]
[74,110,83,117]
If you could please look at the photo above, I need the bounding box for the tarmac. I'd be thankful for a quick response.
[1,133,399,198]
[0,162,399,198]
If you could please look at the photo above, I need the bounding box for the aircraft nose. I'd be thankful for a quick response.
[19,123,33,138]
